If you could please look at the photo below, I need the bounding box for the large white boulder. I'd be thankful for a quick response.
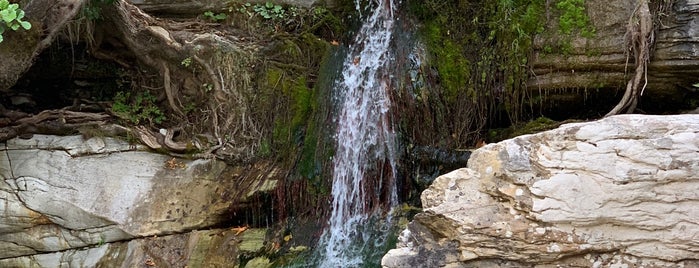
[383,115,699,267]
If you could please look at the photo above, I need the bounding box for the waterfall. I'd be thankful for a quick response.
[317,0,398,266]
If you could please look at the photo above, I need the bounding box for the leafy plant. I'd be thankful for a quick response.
[202,83,213,92]
[236,3,253,16]
[0,0,31,43]
[82,0,116,21]
[181,57,192,67]
[556,0,594,37]
[112,91,166,125]
[254,2,286,20]
[203,11,227,22]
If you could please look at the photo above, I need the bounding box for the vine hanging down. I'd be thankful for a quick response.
[606,0,653,116]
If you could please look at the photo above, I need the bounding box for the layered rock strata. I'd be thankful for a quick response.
[383,115,699,267]
[0,135,281,260]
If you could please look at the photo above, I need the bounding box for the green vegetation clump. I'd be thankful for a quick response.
[82,0,116,21]
[0,0,31,43]
[409,0,546,146]
[232,1,342,36]
[408,0,594,146]
[557,0,595,37]
[203,11,227,22]
[253,2,287,20]
[112,91,166,125]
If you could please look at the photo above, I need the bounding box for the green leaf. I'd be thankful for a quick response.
[20,20,30,30]
[5,11,17,22]
[16,9,23,20]
[0,9,12,23]
[0,0,8,10]
[693,83,699,88]
[0,34,3,43]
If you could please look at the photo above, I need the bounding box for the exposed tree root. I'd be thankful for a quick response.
[2,0,323,162]
[0,109,110,141]
[606,0,653,116]
[160,61,184,117]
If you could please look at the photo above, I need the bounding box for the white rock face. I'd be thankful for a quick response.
[0,135,279,260]
[383,115,699,267]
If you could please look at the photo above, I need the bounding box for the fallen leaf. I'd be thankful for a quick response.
[231,225,248,235]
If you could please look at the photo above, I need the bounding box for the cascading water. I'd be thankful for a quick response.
[317,0,398,266]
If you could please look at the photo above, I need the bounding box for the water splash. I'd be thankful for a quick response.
[318,0,398,266]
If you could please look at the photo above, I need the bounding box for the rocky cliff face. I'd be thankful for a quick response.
[0,134,283,265]
[531,0,699,113]
[382,114,699,267]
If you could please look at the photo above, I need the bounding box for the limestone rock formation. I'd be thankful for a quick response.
[0,134,281,260]
[383,114,699,267]
[0,227,268,267]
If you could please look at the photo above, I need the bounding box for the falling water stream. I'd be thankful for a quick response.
[316,0,398,266]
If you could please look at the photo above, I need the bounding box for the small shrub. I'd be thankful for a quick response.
[112,91,165,125]
[82,0,116,21]
[556,0,595,37]
[181,57,192,67]
[204,11,227,21]
[253,2,286,20]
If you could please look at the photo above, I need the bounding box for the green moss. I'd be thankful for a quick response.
[238,229,268,253]
[422,21,469,103]
[407,0,548,147]
[260,34,333,182]
[268,72,314,154]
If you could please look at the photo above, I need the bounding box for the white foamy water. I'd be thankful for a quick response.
[317,0,398,266]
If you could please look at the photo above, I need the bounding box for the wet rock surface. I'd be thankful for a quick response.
[383,114,699,267]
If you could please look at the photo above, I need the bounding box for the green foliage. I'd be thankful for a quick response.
[0,0,31,43]
[423,21,469,102]
[112,91,165,125]
[82,0,116,21]
[236,2,287,20]
[556,0,594,37]
[203,11,227,22]
[233,2,342,37]
[414,0,544,108]
[181,57,192,67]
[254,2,286,20]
